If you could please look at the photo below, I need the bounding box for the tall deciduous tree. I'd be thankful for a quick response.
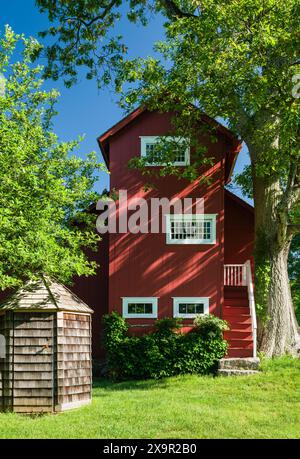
[0,26,103,290]
[36,0,300,356]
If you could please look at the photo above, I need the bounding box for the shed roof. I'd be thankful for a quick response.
[0,277,93,314]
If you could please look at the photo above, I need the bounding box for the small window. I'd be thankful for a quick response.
[140,136,190,166]
[122,297,158,318]
[173,297,209,318]
[166,214,216,244]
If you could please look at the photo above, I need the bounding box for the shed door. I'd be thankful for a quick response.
[11,312,55,413]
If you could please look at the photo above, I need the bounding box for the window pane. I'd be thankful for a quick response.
[195,303,204,314]
[187,303,196,314]
[135,303,145,314]
[127,302,153,314]
[173,148,186,163]
[128,303,136,314]
[144,139,187,165]
[179,303,187,314]
[144,303,153,314]
[169,217,212,242]
[178,303,204,314]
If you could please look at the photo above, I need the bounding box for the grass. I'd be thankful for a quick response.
[0,356,299,439]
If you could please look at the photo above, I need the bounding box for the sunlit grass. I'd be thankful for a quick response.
[0,356,299,439]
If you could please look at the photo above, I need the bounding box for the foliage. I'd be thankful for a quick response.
[194,314,229,339]
[35,1,300,211]
[154,316,182,333]
[0,26,104,289]
[36,0,152,88]
[36,1,300,354]
[103,312,227,380]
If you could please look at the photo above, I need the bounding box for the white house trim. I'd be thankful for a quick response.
[140,136,190,166]
[173,297,210,318]
[122,297,158,319]
[166,214,217,245]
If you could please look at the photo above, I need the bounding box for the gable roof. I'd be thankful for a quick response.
[0,277,93,314]
[225,189,254,213]
[97,106,242,183]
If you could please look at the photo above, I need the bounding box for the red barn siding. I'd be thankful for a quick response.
[107,110,234,330]
[71,233,109,358]
[224,191,254,264]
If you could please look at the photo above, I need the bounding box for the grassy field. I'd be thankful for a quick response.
[0,357,299,439]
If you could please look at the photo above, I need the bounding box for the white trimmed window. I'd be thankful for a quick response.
[166,214,216,244]
[173,297,209,318]
[140,136,190,166]
[122,297,158,318]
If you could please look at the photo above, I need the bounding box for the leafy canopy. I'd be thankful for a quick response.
[0,26,105,290]
[36,1,300,186]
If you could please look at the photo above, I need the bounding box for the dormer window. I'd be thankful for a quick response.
[140,136,190,166]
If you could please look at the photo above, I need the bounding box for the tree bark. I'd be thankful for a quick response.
[260,244,300,356]
[252,173,300,357]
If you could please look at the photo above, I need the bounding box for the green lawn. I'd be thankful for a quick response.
[0,357,299,439]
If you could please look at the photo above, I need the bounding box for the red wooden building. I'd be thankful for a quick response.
[73,107,256,359]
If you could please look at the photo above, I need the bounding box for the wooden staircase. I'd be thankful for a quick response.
[223,285,254,358]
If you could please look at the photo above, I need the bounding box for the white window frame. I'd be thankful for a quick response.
[173,297,209,318]
[122,297,158,319]
[165,214,217,245]
[140,136,190,166]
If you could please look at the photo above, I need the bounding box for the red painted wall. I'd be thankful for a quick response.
[224,191,254,265]
[107,110,235,331]
[71,233,109,359]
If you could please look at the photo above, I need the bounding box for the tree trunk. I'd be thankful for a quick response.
[260,245,300,356]
[253,174,300,357]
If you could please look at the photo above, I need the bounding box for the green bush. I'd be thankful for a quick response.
[194,314,229,339]
[103,313,228,380]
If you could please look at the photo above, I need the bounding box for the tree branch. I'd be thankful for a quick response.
[283,161,300,211]
[160,0,199,19]
[288,224,300,237]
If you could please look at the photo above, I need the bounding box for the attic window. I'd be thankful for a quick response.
[166,214,217,244]
[140,136,190,166]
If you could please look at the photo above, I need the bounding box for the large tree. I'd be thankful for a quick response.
[0,26,103,290]
[36,0,300,357]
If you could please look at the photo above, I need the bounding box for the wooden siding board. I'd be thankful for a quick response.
[0,306,92,413]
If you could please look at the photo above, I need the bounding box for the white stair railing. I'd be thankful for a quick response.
[224,264,247,286]
[244,260,257,358]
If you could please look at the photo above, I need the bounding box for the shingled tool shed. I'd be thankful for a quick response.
[0,277,93,413]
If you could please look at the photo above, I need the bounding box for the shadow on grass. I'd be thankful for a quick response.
[92,377,172,395]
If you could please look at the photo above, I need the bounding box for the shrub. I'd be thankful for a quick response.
[103,313,228,380]
[193,314,229,339]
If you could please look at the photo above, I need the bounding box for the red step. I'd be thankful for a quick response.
[225,317,252,327]
[222,286,254,358]
[223,308,250,317]
[226,348,254,358]
[226,339,253,349]
[224,286,248,298]
[224,298,249,307]
[224,330,253,340]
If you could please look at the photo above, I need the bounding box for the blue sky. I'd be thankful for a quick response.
[2,1,250,197]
